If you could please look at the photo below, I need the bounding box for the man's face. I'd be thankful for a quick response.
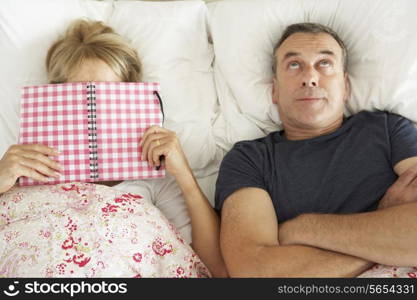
[272,32,349,130]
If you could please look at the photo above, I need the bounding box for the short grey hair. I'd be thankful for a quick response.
[272,22,348,74]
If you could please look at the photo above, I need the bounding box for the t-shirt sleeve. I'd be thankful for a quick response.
[214,141,267,213]
[387,112,417,166]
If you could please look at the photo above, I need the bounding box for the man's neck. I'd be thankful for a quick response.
[282,118,344,141]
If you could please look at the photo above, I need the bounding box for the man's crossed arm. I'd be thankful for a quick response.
[278,158,417,267]
[220,188,374,277]
[220,158,417,277]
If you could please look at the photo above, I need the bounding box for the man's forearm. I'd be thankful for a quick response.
[280,203,417,266]
[232,244,372,277]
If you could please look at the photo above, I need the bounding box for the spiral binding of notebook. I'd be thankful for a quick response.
[87,83,99,180]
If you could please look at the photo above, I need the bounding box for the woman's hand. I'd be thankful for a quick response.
[140,126,192,179]
[0,144,62,194]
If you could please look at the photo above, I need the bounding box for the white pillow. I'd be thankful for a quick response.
[0,0,109,155]
[109,1,220,175]
[208,0,417,150]
[0,0,220,175]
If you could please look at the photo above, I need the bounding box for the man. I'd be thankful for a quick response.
[215,23,417,277]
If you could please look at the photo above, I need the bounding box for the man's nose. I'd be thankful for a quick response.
[301,67,318,88]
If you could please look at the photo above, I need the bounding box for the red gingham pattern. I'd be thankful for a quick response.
[18,82,164,186]
[95,82,164,181]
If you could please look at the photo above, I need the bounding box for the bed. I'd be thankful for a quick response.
[1,0,417,278]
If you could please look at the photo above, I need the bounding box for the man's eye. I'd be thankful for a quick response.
[288,62,300,69]
[319,60,331,67]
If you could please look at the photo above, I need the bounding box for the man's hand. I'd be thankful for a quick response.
[221,188,373,277]
[279,162,417,254]
[378,163,417,209]
[0,144,62,194]
[140,125,192,179]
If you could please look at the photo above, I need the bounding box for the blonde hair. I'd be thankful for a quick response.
[46,19,142,83]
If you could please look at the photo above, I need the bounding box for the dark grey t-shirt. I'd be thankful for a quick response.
[215,111,417,223]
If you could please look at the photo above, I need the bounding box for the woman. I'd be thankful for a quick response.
[0,19,227,277]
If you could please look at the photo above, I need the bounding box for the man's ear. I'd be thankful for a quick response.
[272,77,279,104]
[344,73,351,103]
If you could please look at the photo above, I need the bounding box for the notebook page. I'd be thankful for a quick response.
[94,82,165,181]
[19,82,91,185]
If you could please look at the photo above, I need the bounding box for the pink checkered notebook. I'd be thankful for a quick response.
[18,82,165,186]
